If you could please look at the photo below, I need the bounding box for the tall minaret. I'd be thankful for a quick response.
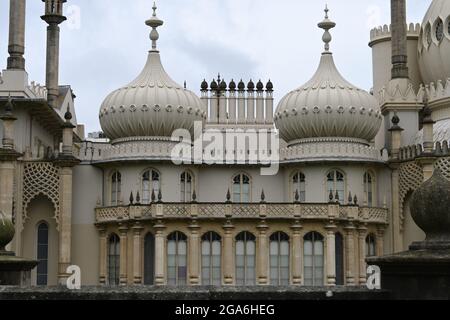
[391,0,409,79]
[41,0,67,108]
[7,0,26,70]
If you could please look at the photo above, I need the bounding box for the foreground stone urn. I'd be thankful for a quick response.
[367,169,450,300]
[0,212,38,286]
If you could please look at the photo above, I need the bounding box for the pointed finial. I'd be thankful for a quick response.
[136,191,141,204]
[184,81,187,89]
[192,190,197,203]
[129,192,134,205]
[152,1,157,16]
[318,5,336,52]
[348,192,353,204]
[226,189,231,203]
[329,190,334,203]
[295,189,300,203]
[158,189,163,203]
[261,189,266,203]
[146,1,164,50]
[354,195,358,206]
[151,189,156,202]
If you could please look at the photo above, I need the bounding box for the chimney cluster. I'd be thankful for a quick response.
[201,75,274,127]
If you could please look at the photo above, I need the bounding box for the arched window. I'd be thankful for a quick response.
[108,234,120,286]
[232,174,250,203]
[201,232,222,286]
[235,231,256,286]
[436,19,444,42]
[364,172,375,207]
[327,170,345,204]
[304,232,324,286]
[180,171,193,202]
[270,232,290,285]
[36,222,49,286]
[167,232,187,286]
[292,172,306,202]
[144,233,155,285]
[366,234,377,257]
[335,232,345,286]
[142,169,160,204]
[111,171,121,206]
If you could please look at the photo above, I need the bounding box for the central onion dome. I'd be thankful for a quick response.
[275,7,382,145]
[418,0,450,86]
[99,4,206,142]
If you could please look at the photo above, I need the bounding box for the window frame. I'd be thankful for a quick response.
[291,171,306,202]
[235,231,256,286]
[201,231,222,286]
[232,173,251,203]
[269,232,290,286]
[141,168,161,204]
[303,231,325,286]
[36,221,49,286]
[326,169,346,204]
[180,171,194,202]
[107,233,120,286]
[366,234,377,257]
[110,170,122,206]
[167,231,188,286]
[363,171,376,207]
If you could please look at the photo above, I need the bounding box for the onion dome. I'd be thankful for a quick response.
[411,169,450,246]
[275,6,382,144]
[247,79,255,91]
[219,79,227,91]
[266,80,273,91]
[99,3,206,141]
[418,0,450,85]
[229,79,236,91]
[256,80,264,91]
[238,79,245,91]
[210,79,218,91]
[201,79,208,91]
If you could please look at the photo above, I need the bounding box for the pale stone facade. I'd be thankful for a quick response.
[0,0,449,288]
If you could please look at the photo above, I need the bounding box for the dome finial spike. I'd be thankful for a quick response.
[146,1,164,50]
[318,5,336,53]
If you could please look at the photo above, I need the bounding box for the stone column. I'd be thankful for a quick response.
[325,223,337,286]
[132,222,144,285]
[344,223,356,286]
[7,0,26,70]
[41,1,67,108]
[376,227,385,257]
[291,221,303,285]
[222,220,235,285]
[0,97,20,222]
[188,220,201,285]
[98,226,107,285]
[358,225,368,285]
[391,0,408,79]
[154,221,166,285]
[118,223,129,285]
[391,167,403,251]
[257,220,269,285]
[57,166,74,285]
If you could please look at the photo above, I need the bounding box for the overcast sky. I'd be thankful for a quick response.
[0,0,432,133]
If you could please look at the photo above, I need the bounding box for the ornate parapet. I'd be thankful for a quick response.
[369,23,420,46]
[280,139,387,163]
[95,202,388,225]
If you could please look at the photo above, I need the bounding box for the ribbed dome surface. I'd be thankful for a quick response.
[418,0,450,85]
[275,52,382,143]
[99,51,206,141]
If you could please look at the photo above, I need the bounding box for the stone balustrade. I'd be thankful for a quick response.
[95,202,388,225]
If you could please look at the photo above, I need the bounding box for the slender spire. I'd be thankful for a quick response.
[318,4,336,53]
[391,0,409,79]
[146,1,164,51]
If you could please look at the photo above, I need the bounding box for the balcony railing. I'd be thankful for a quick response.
[95,202,388,225]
